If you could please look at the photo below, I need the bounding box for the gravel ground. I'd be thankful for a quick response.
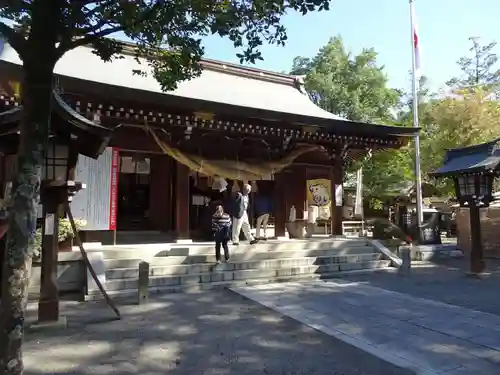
[23,289,414,375]
[339,258,500,316]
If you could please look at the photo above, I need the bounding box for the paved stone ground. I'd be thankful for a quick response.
[23,290,413,375]
[339,258,500,316]
[232,280,500,375]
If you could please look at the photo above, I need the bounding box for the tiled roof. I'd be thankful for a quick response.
[430,138,500,176]
[0,42,343,121]
[0,91,112,158]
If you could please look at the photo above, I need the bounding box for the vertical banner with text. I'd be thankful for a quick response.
[108,148,120,230]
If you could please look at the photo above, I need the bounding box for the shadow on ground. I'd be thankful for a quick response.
[23,290,413,375]
[337,258,500,316]
[233,279,500,374]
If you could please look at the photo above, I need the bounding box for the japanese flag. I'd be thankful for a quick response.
[411,2,422,77]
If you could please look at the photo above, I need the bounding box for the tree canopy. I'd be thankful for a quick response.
[290,36,398,122]
[422,87,500,172]
[291,35,500,205]
[446,37,500,91]
[1,0,331,90]
[364,83,500,202]
[290,36,408,203]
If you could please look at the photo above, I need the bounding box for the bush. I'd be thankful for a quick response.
[368,217,412,244]
[32,218,86,256]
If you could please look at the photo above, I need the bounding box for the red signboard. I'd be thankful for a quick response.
[108,148,119,230]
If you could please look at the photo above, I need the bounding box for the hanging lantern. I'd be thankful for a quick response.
[211,176,228,192]
[251,180,258,193]
[43,141,70,182]
[232,181,241,193]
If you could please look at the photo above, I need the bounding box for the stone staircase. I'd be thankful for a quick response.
[86,238,393,300]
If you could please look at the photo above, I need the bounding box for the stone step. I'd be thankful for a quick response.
[102,260,391,291]
[168,243,373,257]
[103,246,379,268]
[97,238,372,259]
[85,263,392,301]
[106,252,383,280]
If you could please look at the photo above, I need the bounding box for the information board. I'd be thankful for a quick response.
[71,147,119,231]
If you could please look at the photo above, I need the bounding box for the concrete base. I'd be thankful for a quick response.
[399,244,463,261]
[29,316,67,331]
[86,251,107,295]
[176,239,193,244]
[275,236,289,241]
[72,242,103,251]
[370,240,403,268]
[168,247,190,256]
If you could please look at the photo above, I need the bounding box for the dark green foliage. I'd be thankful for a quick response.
[290,36,399,123]
[1,0,332,90]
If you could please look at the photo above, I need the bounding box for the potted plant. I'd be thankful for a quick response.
[33,218,86,254]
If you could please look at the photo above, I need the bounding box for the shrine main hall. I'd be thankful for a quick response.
[0,41,416,244]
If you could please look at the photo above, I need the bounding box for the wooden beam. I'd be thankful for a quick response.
[175,161,190,239]
[60,91,406,148]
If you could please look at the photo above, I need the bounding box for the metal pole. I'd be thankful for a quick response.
[410,0,424,231]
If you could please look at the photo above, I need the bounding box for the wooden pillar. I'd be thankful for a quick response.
[284,166,306,219]
[149,155,171,231]
[175,161,190,239]
[330,156,343,236]
[38,186,66,323]
[469,205,485,274]
[274,172,286,238]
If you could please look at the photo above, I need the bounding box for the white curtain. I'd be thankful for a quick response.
[354,167,363,218]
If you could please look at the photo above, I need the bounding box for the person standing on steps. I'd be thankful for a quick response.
[231,183,258,245]
[211,204,232,265]
[254,192,272,240]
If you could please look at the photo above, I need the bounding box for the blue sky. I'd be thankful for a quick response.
[202,0,500,93]
[1,1,497,93]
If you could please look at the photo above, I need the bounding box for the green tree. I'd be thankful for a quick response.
[368,84,500,201]
[395,75,433,122]
[361,147,413,204]
[0,1,331,373]
[289,36,414,203]
[446,37,500,91]
[290,36,399,122]
[421,86,500,182]
[362,74,444,202]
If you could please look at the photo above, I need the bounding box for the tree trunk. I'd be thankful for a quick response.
[0,1,61,372]
[0,64,55,374]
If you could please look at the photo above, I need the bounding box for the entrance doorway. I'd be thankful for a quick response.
[117,153,151,230]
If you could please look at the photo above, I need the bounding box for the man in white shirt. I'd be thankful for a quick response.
[231,183,258,245]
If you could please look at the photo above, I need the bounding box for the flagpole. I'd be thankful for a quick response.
[410,0,424,233]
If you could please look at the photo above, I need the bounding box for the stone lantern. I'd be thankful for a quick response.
[0,91,113,324]
[430,139,500,276]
